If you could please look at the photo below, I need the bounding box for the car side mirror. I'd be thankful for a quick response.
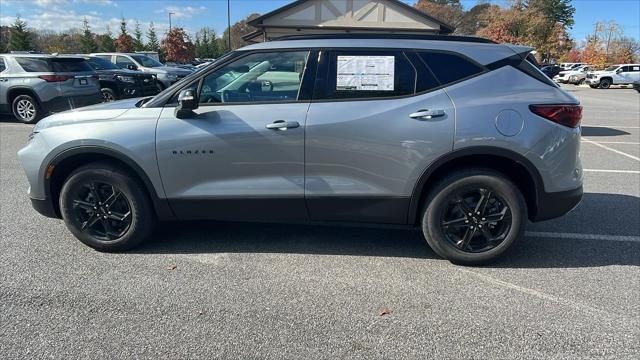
[127,64,138,71]
[175,89,198,119]
[616,68,623,73]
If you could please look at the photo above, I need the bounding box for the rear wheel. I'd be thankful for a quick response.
[59,163,155,251]
[421,169,526,265]
[12,95,41,124]
[599,78,612,89]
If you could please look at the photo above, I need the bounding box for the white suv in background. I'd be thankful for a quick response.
[586,64,640,89]
[554,64,593,84]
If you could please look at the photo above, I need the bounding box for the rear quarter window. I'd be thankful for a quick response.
[50,58,93,72]
[418,52,484,86]
[15,57,93,72]
[15,57,51,72]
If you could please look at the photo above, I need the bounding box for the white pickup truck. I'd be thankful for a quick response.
[585,64,640,89]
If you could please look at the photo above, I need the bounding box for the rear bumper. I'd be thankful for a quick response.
[42,93,103,113]
[532,186,583,222]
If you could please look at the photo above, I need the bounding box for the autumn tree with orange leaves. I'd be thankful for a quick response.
[161,27,195,63]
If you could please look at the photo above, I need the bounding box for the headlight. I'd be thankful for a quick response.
[116,75,136,83]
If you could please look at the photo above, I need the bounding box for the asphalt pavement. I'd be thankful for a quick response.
[1,84,638,359]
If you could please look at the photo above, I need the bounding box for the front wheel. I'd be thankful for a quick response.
[421,169,527,265]
[599,78,611,89]
[59,163,156,252]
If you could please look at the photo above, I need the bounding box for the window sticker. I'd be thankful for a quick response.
[336,55,395,91]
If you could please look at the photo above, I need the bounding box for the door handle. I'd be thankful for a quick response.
[266,120,300,130]
[409,109,445,120]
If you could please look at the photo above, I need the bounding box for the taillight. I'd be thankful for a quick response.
[529,104,582,128]
[38,75,73,82]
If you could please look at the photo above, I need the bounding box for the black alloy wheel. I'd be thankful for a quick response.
[70,181,132,241]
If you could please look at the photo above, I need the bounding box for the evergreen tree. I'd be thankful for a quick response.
[98,25,115,52]
[80,17,98,54]
[119,16,128,37]
[133,20,144,51]
[8,15,33,52]
[146,22,159,51]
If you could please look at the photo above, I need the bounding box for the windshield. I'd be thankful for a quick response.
[605,66,619,71]
[87,57,118,70]
[130,55,163,68]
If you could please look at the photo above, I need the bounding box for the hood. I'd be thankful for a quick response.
[34,98,141,131]
[145,66,192,75]
[590,70,612,75]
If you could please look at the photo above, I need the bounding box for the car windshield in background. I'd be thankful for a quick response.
[15,57,93,72]
[131,55,163,68]
[87,57,119,71]
[605,66,619,71]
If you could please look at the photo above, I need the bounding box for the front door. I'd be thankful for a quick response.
[156,50,314,221]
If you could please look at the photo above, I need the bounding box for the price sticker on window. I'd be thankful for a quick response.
[336,56,395,91]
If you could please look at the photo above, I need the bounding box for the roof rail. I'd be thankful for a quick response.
[271,33,497,44]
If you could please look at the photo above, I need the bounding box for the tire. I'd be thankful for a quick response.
[59,162,156,252]
[589,85,598,89]
[578,78,585,85]
[420,169,527,265]
[101,88,117,102]
[12,94,42,124]
[599,78,611,89]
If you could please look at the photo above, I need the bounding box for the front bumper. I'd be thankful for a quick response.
[585,78,600,85]
[532,186,583,222]
[30,197,60,218]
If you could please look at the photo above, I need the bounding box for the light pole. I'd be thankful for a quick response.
[168,12,175,32]
[227,0,231,50]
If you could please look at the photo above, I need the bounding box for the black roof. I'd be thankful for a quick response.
[272,33,496,44]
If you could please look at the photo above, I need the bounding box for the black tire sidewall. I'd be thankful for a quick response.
[422,171,526,265]
[600,79,611,89]
[101,88,117,102]
[59,164,154,252]
[12,95,41,124]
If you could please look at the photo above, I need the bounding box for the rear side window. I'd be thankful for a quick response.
[15,57,92,72]
[0,58,6,72]
[418,52,483,86]
[315,50,416,100]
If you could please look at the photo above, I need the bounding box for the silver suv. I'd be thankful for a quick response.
[90,53,193,91]
[0,54,102,123]
[18,35,584,264]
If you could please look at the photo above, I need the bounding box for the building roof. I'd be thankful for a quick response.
[247,0,455,36]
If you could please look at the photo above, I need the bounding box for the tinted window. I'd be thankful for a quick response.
[0,58,6,72]
[95,55,112,61]
[130,55,163,68]
[115,56,135,69]
[15,57,92,72]
[418,52,483,86]
[405,52,440,93]
[199,51,309,104]
[316,50,415,100]
[87,57,118,70]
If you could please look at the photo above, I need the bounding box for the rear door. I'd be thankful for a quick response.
[304,49,455,224]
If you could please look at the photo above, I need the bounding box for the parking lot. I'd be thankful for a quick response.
[0,84,638,359]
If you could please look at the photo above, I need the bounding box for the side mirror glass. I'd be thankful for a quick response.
[175,89,198,119]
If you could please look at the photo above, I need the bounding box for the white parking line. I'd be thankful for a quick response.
[581,140,640,145]
[583,169,640,174]
[582,125,640,129]
[526,231,640,243]
[582,138,640,161]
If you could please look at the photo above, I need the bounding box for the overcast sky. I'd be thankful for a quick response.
[0,0,638,42]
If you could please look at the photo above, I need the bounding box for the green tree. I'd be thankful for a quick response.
[146,22,160,51]
[195,27,219,58]
[133,20,145,51]
[114,17,134,52]
[221,13,260,51]
[526,0,575,28]
[119,16,128,37]
[98,25,115,52]
[7,15,33,51]
[80,17,98,54]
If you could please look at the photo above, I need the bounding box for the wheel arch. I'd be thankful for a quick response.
[7,86,43,106]
[408,147,543,224]
[46,146,175,220]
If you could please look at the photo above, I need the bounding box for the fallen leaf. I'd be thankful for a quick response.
[167,265,177,270]
[379,307,393,316]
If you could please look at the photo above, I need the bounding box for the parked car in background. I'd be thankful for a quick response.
[83,56,159,101]
[633,80,640,93]
[164,62,198,72]
[0,54,101,123]
[585,64,640,89]
[90,53,192,91]
[18,34,583,265]
[540,65,561,79]
[560,62,585,71]
[554,65,592,84]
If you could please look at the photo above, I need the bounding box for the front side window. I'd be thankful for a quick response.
[87,57,118,70]
[115,56,135,69]
[316,50,416,100]
[198,51,309,104]
[130,55,163,68]
[0,58,6,72]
